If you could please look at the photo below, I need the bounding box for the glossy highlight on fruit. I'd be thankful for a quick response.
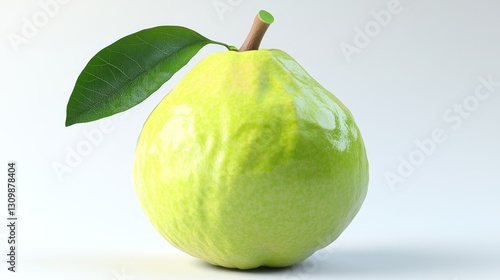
[133,49,369,269]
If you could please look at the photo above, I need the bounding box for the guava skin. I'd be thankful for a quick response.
[133,49,369,269]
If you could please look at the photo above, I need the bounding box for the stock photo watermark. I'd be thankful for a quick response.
[213,0,244,21]
[52,112,128,183]
[339,0,410,63]
[385,75,500,191]
[6,162,18,273]
[111,268,135,280]
[7,0,71,53]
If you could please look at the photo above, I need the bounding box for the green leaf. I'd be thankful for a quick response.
[65,26,233,126]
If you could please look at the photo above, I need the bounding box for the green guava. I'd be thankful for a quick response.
[133,49,368,269]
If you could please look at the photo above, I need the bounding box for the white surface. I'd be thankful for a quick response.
[1,0,500,279]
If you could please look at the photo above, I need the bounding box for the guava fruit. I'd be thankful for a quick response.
[133,48,369,269]
[65,9,369,270]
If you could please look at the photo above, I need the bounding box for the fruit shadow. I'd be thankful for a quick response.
[196,260,291,274]
[28,246,495,278]
[197,245,495,277]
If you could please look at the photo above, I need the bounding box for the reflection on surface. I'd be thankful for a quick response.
[25,245,496,279]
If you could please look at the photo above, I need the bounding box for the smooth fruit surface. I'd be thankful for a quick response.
[133,49,368,269]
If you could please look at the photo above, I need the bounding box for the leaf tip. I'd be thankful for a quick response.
[65,116,75,127]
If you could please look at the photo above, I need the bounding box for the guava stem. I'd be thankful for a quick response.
[239,10,274,52]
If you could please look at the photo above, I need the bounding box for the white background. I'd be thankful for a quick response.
[1,0,500,279]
